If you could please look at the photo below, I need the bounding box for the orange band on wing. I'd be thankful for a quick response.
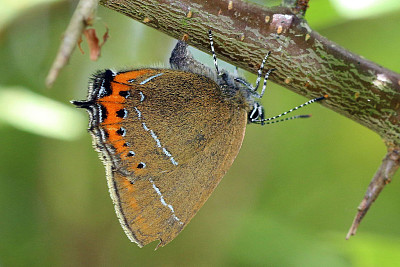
[113,139,129,155]
[114,70,154,84]
[100,102,125,125]
[104,125,124,147]
[99,83,129,103]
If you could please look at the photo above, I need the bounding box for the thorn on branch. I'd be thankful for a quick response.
[346,148,400,240]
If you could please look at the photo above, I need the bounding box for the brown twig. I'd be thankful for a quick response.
[346,147,400,239]
[46,0,99,88]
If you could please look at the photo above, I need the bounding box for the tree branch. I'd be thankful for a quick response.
[95,0,400,238]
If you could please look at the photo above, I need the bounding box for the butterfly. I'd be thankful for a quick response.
[72,30,326,248]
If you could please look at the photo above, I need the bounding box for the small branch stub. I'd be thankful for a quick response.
[346,148,400,239]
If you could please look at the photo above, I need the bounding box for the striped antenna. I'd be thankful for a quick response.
[208,30,221,75]
[258,68,276,98]
[234,52,275,98]
[251,95,328,124]
[253,51,271,92]
[260,115,311,125]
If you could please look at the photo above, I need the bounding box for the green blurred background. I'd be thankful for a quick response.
[1,0,400,266]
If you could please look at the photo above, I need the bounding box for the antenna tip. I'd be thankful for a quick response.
[298,114,311,119]
[315,95,328,102]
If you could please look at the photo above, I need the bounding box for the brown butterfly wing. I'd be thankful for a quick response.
[92,69,247,247]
